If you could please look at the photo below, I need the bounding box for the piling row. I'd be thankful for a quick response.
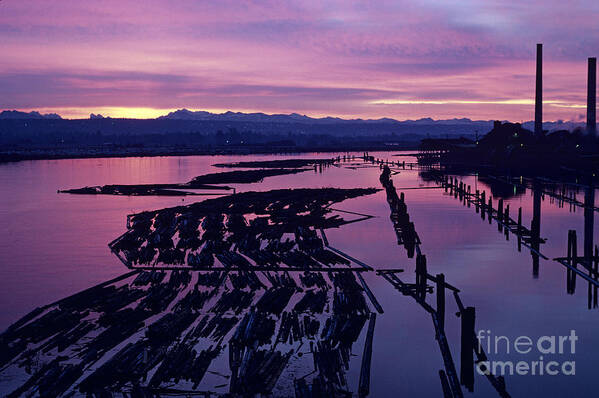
[433,174,547,256]
[377,167,512,398]
[485,174,599,213]
[379,166,421,257]
[362,152,417,170]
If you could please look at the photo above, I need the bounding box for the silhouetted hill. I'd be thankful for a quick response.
[0,109,587,163]
[157,108,496,127]
[0,110,62,119]
[158,109,326,123]
[0,111,496,148]
[156,109,585,131]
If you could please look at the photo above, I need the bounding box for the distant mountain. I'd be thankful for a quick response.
[0,110,62,119]
[158,109,345,124]
[157,108,494,126]
[1,107,591,162]
[0,108,585,133]
[158,109,591,133]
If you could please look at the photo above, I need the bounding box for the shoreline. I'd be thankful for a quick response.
[0,144,417,164]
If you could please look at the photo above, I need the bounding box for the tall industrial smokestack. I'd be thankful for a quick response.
[588,57,596,135]
[534,43,543,137]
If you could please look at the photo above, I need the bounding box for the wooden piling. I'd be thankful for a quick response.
[567,230,573,293]
[595,245,598,308]
[589,269,593,309]
[460,306,475,392]
[513,206,521,248]
[567,230,578,294]
[416,254,427,301]
[436,273,445,330]
[571,230,578,271]
[467,186,471,207]
[517,207,522,233]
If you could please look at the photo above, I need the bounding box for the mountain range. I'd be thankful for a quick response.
[158,109,496,127]
[157,109,586,132]
[0,110,62,120]
[0,108,586,133]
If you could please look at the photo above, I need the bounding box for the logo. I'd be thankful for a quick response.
[476,330,577,376]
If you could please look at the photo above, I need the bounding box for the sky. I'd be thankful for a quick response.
[0,0,597,121]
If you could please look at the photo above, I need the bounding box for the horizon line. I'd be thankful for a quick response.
[1,108,586,125]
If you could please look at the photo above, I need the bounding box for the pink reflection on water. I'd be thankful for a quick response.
[1,153,599,396]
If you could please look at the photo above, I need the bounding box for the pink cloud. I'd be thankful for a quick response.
[0,0,597,121]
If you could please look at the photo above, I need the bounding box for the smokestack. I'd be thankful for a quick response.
[588,57,596,135]
[535,43,543,137]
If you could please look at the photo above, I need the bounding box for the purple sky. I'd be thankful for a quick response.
[0,0,597,120]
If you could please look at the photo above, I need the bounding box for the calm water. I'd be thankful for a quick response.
[1,152,598,397]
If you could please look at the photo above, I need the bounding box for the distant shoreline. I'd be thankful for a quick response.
[0,144,416,164]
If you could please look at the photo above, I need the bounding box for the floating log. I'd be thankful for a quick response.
[432,312,463,398]
[358,313,377,397]
[426,273,460,293]
[60,168,313,196]
[321,231,374,271]
[214,158,336,169]
[356,272,384,314]
[439,370,453,398]
[111,187,379,269]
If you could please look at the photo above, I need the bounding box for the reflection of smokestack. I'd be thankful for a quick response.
[535,43,543,137]
[531,185,541,278]
[588,57,596,135]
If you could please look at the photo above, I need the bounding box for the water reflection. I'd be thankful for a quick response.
[2,153,599,396]
[531,186,542,278]
[380,164,510,397]
[420,168,599,311]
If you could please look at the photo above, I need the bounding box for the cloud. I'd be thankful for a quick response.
[0,0,596,120]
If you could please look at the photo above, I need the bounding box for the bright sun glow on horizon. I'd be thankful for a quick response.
[18,107,389,120]
[20,107,248,120]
